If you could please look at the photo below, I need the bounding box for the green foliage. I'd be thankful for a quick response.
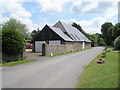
[101,22,113,46]
[2,28,24,54]
[98,37,106,46]
[31,28,40,40]
[114,36,120,50]
[101,22,120,46]
[1,18,28,38]
[90,33,106,46]
[114,23,120,38]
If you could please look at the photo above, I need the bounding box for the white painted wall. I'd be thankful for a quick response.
[82,41,85,49]
[49,40,60,45]
[35,41,45,52]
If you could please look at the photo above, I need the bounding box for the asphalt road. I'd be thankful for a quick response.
[2,47,104,88]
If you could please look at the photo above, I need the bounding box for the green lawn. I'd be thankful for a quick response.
[105,47,114,51]
[76,51,119,88]
[0,59,37,67]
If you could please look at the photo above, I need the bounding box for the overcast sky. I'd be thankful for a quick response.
[0,0,118,34]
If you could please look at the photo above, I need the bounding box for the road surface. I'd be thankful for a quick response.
[2,47,104,88]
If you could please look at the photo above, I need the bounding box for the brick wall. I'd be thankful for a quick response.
[42,42,91,56]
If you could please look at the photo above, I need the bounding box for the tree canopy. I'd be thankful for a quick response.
[90,33,106,46]
[114,36,120,50]
[1,18,28,39]
[101,22,120,46]
[101,22,113,46]
[2,28,24,55]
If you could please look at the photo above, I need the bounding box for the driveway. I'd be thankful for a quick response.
[2,47,104,88]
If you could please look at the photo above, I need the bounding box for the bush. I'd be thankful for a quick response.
[114,36,120,50]
[2,28,24,55]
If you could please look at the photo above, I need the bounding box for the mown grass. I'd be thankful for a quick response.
[0,59,37,67]
[106,47,114,52]
[76,51,119,88]
[46,48,92,57]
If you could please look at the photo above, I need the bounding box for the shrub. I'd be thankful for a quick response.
[113,36,120,50]
[2,28,24,55]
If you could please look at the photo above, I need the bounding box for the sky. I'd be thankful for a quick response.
[0,0,118,34]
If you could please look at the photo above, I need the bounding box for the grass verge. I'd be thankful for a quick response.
[46,48,92,57]
[76,51,118,88]
[0,59,37,67]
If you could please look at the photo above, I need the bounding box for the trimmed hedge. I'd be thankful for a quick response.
[2,28,24,55]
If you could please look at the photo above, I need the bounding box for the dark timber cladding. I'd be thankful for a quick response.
[32,25,65,42]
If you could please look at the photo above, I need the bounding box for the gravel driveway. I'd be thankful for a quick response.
[2,47,104,88]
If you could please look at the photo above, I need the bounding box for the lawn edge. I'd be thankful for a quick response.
[0,59,37,67]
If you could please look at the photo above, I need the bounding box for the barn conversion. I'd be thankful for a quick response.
[32,21,91,56]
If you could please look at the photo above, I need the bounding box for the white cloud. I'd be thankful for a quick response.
[62,17,108,34]
[0,1,38,32]
[37,0,70,13]
[68,17,107,28]
[70,2,98,14]
[70,1,117,14]
[83,27,101,34]
[68,1,118,34]
[0,0,118,34]
[104,3,118,20]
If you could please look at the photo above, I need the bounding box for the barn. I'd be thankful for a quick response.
[31,21,91,55]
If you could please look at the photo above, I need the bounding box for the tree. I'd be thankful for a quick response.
[1,18,28,38]
[90,33,106,46]
[25,32,32,40]
[114,36,120,50]
[101,22,113,46]
[114,23,120,38]
[107,26,114,46]
[98,37,106,46]
[2,28,24,54]
[31,28,40,39]
[2,28,24,62]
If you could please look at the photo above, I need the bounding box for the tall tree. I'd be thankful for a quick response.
[114,23,120,38]
[107,26,115,45]
[1,18,28,38]
[101,22,113,46]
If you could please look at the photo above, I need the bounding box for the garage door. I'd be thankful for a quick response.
[49,40,60,45]
[35,41,45,52]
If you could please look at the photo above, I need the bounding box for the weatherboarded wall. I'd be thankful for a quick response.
[42,42,91,56]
